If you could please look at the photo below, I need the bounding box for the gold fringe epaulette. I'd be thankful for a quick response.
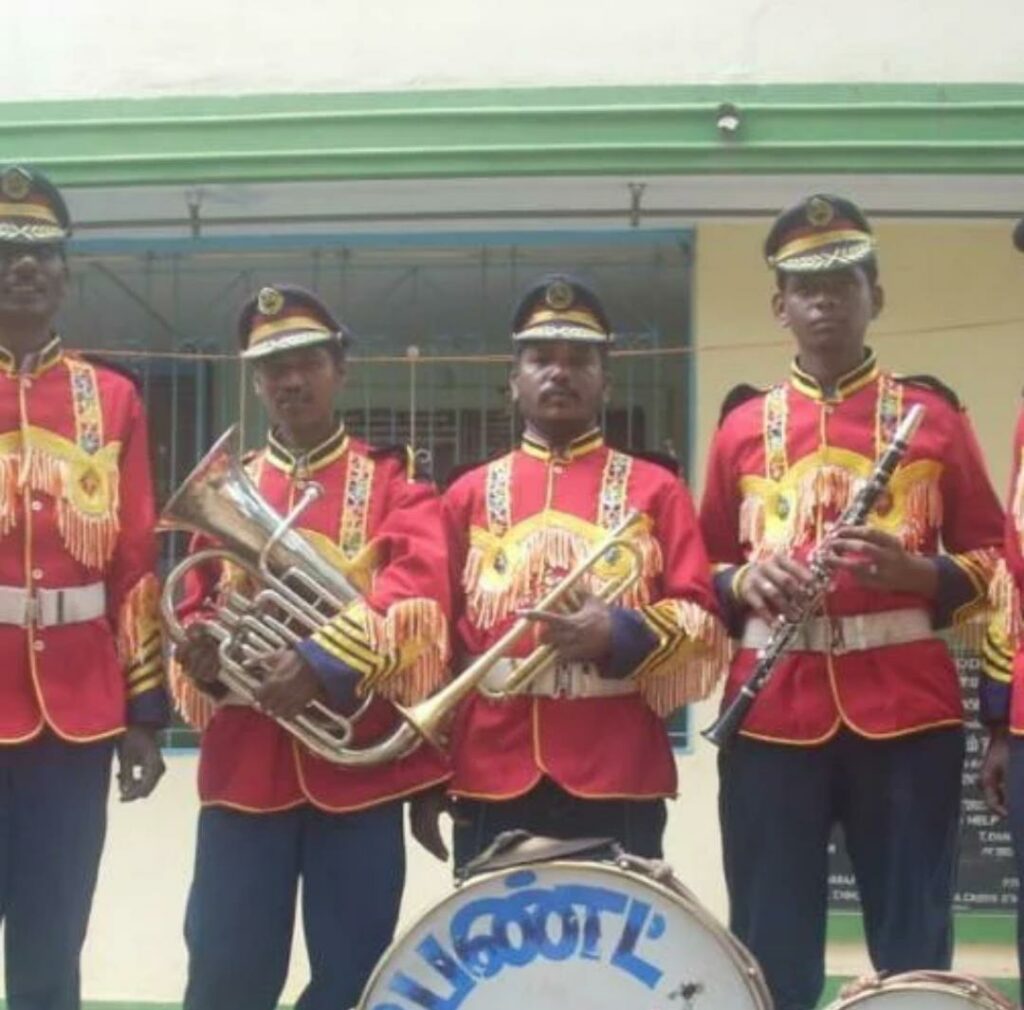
[0,453,17,538]
[633,601,729,717]
[118,574,165,697]
[990,559,1022,649]
[900,479,944,549]
[947,547,999,626]
[947,614,989,655]
[981,612,1015,686]
[464,517,662,630]
[740,465,859,555]
[168,562,254,731]
[740,456,943,558]
[312,596,450,705]
[0,427,121,569]
[168,616,217,731]
[360,597,450,705]
[25,444,121,570]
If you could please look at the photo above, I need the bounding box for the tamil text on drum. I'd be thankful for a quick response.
[358,855,772,1010]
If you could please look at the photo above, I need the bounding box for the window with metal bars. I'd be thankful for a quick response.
[60,229,695,749]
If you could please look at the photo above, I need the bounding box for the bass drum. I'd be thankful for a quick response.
[824,972,1015,1010]
[358,855,772,1010]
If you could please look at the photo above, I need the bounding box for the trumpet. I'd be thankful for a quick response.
[160,426,646,767]
[399,508,646,752]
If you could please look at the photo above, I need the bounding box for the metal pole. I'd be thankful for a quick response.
[407,345,419,451]
[362,364,371,441]
[239,270,252,447]
[627,338,635,448]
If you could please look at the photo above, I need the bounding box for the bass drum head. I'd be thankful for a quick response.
[358,859,770,1010]
[825,973,1014,1010]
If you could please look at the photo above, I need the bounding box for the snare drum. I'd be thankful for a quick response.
[825,971,1015,1009]
[358,856,772,1010]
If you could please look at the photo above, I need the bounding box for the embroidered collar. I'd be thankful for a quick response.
[266,420,349,475]
[790,348,878,403]
[0,333,63,377]
[520,427,604,462]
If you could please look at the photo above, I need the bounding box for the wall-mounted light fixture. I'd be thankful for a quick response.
[715,102,741,138]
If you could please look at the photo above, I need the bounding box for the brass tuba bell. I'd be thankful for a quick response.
[159,425,415,767]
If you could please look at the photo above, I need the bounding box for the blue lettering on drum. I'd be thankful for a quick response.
[372,871,668,1010]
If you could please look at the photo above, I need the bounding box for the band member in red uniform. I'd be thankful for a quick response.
[441,274,726,870]
[980,215,1024,991]
[0,165,167,1010]
[171,284,451,1010]
[700,195,1004,1010]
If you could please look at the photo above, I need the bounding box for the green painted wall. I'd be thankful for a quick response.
[1,84,1023,185]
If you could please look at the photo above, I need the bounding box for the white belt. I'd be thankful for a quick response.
[740,608,934,655]
[479,657,639,699]
[0,583,107,628]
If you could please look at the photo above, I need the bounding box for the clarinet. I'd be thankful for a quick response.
[702,403,925,749]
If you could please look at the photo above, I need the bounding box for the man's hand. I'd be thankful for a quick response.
[409,787,450,862]
[982,725,1010,818]
[738,555,816,622]
[521,592,613,662]
[827,526,938,596]
[117,726,166,802]
[174,623,222,685]
[253,648,324,720]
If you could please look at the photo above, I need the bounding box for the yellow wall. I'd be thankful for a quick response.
[693,219,1024,496]
[672,216,1024,980]
[11,218,1023,1004]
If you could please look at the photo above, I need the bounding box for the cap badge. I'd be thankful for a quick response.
[257,286,285,317]
[544,280,575,312]
[1,167,32,202]
[806,196,835,229]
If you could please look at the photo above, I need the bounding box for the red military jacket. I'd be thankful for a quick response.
[0,336,167,742]
[700,351,1003,744]
[981,405,1024,732]
[171,422,452,813]
[442,429,726,801]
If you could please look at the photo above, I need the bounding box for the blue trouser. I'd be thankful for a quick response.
[719,727,964,1010]
[1004,738,1024,990]
[0,733,114,1010]
[184,801,405,1010]
[452,776,667,871]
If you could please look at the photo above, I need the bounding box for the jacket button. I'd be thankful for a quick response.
[30,500,42,512]
[31,568,43,580]
[33,639,44,652]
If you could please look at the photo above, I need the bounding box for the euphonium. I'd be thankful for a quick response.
[159,425,384,766]
[160,426,646,767]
